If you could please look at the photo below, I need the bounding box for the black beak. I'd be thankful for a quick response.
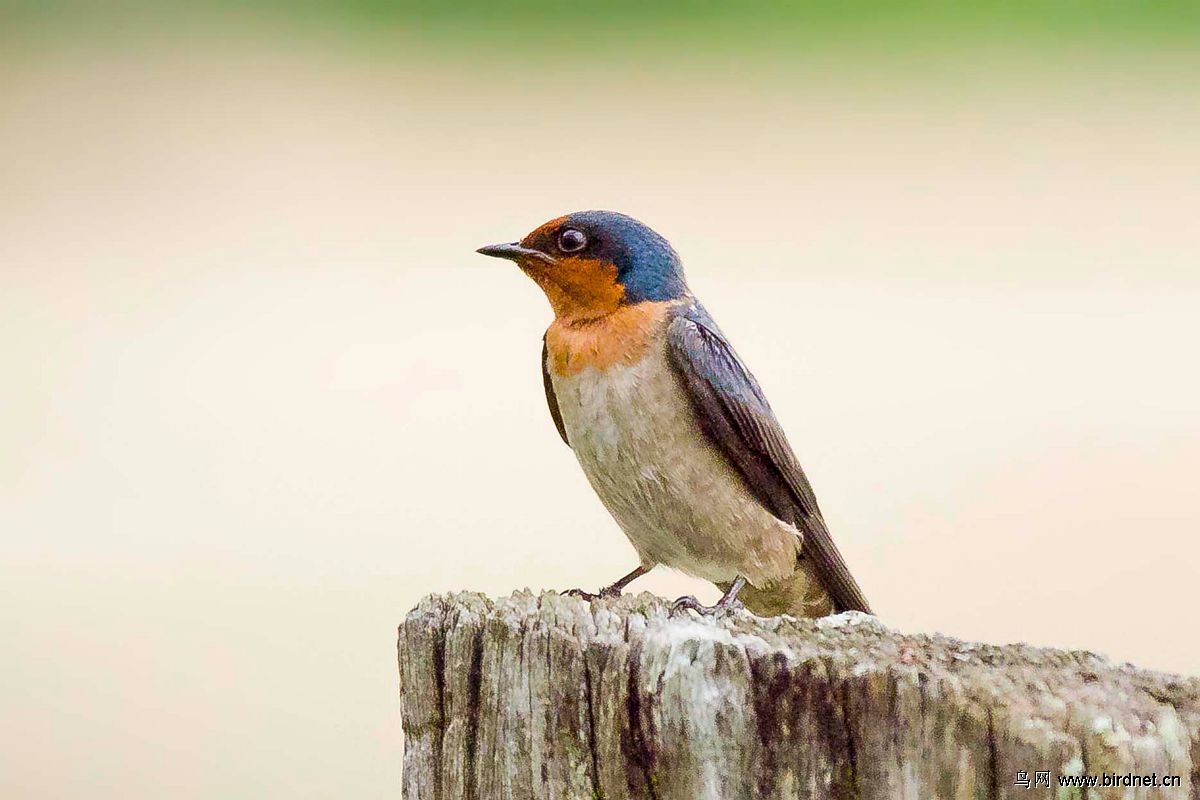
[476,242,555,264]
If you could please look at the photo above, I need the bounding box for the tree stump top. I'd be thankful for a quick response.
[399,591,1199,799]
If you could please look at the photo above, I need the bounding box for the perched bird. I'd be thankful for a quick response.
[477,211,870,617]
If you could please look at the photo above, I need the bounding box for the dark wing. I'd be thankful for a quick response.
[542,335,569,446]
[666,304,871,613]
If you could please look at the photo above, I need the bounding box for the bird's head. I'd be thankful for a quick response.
[477,210,688,322]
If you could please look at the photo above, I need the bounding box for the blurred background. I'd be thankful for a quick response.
[2,1,1199,797]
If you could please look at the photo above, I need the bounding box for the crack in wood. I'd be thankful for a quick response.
[462,629,484,800]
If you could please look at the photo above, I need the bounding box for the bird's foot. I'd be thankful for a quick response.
[562,566,652,603]
[670,594,744,617]
[671,576,747,617]
[563,585,622,602]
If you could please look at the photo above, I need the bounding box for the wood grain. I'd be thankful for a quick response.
[398,592,1200,799]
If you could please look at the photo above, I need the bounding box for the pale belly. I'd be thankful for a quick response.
[550,342,801,587]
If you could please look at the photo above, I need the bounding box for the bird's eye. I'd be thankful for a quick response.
[557,228,587,253]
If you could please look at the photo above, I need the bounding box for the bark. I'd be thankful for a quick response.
[398,591,1199,799]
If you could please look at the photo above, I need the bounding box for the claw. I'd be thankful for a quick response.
[563,566,651,603]
[670,594,743,617]
[670,595,704,616]
[563,585,625,601]
[670,576,747,617]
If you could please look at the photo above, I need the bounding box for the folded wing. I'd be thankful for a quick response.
[665,304,871,614]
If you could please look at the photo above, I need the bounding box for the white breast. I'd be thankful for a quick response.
[550,339,800,587]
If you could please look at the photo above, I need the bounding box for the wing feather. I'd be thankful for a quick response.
[666,305,871,613]
[541,335,569,447]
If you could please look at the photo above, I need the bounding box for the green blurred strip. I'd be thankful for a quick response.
[3,0,1199,51]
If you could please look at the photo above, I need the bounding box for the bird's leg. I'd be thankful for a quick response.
[564,565,651,601]
[671,576,747,617]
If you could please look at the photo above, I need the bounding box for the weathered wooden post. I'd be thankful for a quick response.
[398,591,1199,799]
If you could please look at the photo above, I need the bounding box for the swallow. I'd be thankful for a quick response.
[478,211,871,617]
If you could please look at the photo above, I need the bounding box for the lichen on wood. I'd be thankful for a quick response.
[398,591,1199,799]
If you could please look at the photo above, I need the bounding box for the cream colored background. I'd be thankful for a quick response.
[2,30,1198,799]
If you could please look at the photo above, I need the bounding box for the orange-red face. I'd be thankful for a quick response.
[477,210,688,323]
[478,216,626,322]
